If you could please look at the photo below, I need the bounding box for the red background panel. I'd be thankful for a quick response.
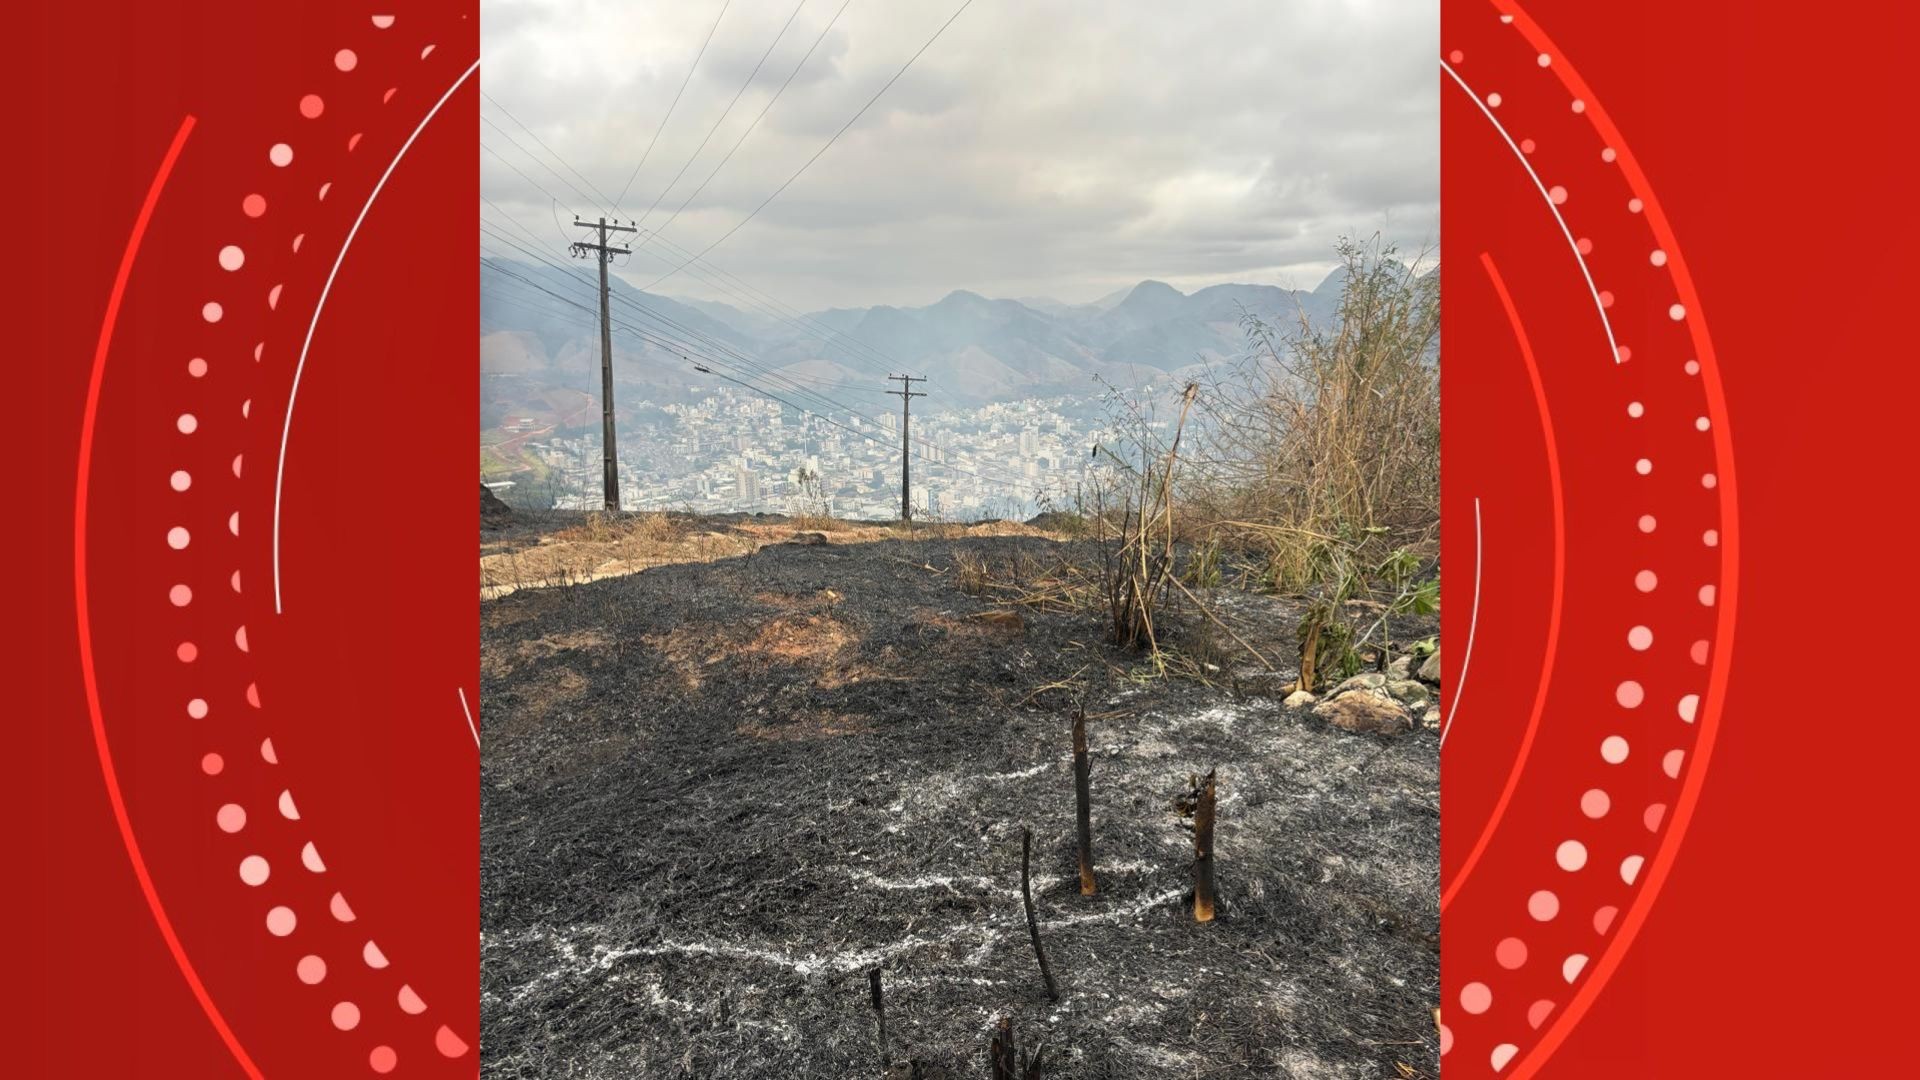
[1443,1,1920,1076]
[6,3,476,1076]
[8,0,1920,1076]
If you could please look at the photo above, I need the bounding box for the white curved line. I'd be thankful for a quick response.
[274,59,481,613]
[458,686,480,750]
[1440,59,1620,365]
[1439,496,1480,750]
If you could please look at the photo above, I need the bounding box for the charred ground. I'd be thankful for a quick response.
[480,519,1438,1078]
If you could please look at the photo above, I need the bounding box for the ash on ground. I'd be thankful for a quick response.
[481,525,1438,1078]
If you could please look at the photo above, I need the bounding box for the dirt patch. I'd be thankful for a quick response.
[482,629,613,679]
[640,628,711,692]
[486,666,590,741]
[527,667,587,709]
[732,615,852,665]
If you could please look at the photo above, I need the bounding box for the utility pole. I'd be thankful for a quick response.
[885,374,926,523]
[571,216,637,511]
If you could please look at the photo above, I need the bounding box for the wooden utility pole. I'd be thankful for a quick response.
[885,374,926,522]
[571,216,637,510]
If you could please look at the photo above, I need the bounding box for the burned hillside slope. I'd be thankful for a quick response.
[481,532,1438,1078]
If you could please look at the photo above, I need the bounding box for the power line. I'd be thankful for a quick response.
[480,107,1006,447]
[484,224,863,416]
[633,0,810,229]
[480,254,1036,490]
[487,244,1036,488]
[487,133,961,412]
[486,255,979,481]
[758,368,893,394]
[615,0,733,211]
[643,0,854,240]
[473,6,978,411]
[639,0,977,291]
[482,141,574,217]
[481,90,613,218]
[484,215,907,432]
[482,244,861,417]
[481,114,606,216]
[485,119,918,380]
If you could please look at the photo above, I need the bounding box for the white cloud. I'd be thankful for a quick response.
[480,0,1437,309]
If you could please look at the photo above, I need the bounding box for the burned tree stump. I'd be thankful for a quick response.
[1072,708,1096,896]
[870,968,888,1069]
[1020,827,1060,1001]
[990,1017,1017,1080]
[989,1016,1046,1079]
[1192,768,1218,922]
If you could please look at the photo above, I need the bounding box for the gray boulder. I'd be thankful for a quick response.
[1388,679,1431,706]
[1329,672,1388,696]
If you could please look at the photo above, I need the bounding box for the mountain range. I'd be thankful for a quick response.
[479,260,1352,412]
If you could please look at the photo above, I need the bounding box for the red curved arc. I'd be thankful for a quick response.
[73,115,265,1080]
[1500,0,1740,1074]
[1440,250,1566,913]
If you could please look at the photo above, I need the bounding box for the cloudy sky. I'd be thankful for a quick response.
[480,0,1436,311]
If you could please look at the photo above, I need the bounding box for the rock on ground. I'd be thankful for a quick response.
[1329,672,1387,696]
[1313,689,1414,736]
[481,484,516,529]
[1417,647,1442,685]
[1387,679,1431,706]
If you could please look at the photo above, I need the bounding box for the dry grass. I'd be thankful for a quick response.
[482,512,745,598]
[1058,236,1441,688]
[481,515,1065,600]
[550,510,675,545]
[952,549,990,596]
[789,512,852,532]
[1186,235,1439,590]
[1101,382,1198,657]
[480,629,613,680]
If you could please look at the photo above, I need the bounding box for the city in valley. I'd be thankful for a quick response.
[479,261,1353,521]
[488,387,1129,520]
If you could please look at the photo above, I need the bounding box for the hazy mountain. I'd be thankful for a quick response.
[480,259,1347,411]
[1013,295,1075,316]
